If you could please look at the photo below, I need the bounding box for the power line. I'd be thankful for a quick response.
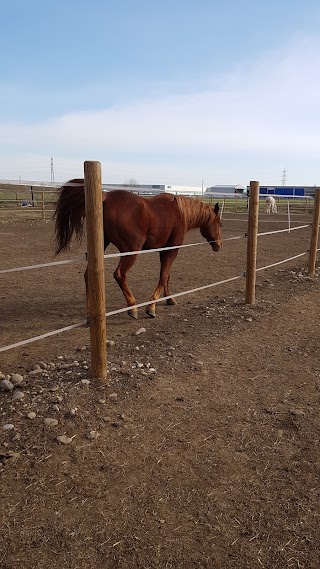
[50,157,55,183]
[281,168,287,186]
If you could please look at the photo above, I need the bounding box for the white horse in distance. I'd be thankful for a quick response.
[265,195,277,214]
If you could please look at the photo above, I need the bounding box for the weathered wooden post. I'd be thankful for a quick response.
[42,191,45,220]
[245,181,260,304]
[308,188,320,275]
[84,161,107,380]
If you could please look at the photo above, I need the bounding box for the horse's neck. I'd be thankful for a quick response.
[178,197,212,230]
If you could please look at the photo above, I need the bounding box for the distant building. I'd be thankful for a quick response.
[247,185,316,198]
[205,185,247,197]
[102,184,204,196]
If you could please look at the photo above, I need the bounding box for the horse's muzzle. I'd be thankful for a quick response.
[212,242,221,252]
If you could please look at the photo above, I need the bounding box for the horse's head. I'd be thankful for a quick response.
[200,203,222,252]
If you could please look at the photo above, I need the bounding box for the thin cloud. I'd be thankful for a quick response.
[1,37,320,183]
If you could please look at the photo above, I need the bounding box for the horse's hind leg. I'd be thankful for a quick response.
[147,249,178,317]
[114,254,138,319]
[164,274,177,306]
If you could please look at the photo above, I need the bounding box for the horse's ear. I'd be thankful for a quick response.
[214,203,219,215]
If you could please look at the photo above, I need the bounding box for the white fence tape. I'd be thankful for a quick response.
[0,247,313,353]
[0,256,85,275]
[256,252,307,272]
[0,222,316,352]
[0,236,244,274]
[0,224,311,274]
[103,235,243,260]
[105,275,243,317]
[257,224,310,238]
[0,320,87,353]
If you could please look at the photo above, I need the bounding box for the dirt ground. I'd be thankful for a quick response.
[1,212,320,568]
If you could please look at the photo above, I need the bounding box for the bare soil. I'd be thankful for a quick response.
[1,213,320,569]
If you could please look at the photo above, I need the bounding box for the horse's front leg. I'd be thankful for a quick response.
[114,254,138,319]
[147,249,179,317]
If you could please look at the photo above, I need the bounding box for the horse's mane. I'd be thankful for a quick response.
[174,196,214,229]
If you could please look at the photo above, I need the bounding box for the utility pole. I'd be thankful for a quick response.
[281,168,287,186]
[51,157,55,183]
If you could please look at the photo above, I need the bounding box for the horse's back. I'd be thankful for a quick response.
[103,191,147,230]
[104,191,178,222]
[102,191,182,249]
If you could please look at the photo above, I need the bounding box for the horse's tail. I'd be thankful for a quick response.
[53,179,86,255]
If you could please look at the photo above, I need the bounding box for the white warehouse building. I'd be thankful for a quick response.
[205,185,247,197]
[103,184,204,196]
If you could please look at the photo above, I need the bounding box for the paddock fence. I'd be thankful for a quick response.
[0,183,315,220]
[1,163,319,382]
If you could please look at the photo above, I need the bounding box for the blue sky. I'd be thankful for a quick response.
[1,0,320,186]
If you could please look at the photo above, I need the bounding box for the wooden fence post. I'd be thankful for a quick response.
[308,188,320,275]
[84,161,107,380]
[245,181,260,304]
[42,191,45,220]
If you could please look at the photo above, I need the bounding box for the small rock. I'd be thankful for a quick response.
[107,340,115,347]
[0,372,6,380]
[1,450,20,461]
[246,318,253,322]
[135,327,146,336]
[290,409,305,416]
[10,374,24,386]
[109,392,118,401]
[27,412,37,420]
[37,361,48,369]
[98,399,106,404]
[81,379,91,386]
[57,435,74,445]
[44,418,59,427]
[1,379,14,392]
[28,368,43,376]
[87,430,100,440]
[12,391,25,401]
[2,424,15,431]
[52,405,60,412]
[69,408,77,416]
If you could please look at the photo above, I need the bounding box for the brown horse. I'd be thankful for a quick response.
[54,179,222,318]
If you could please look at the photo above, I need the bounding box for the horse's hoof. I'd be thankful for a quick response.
[146,306,156,318]
[128,308,138,320]
[166,297,177,306]
[86,317,90,327]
